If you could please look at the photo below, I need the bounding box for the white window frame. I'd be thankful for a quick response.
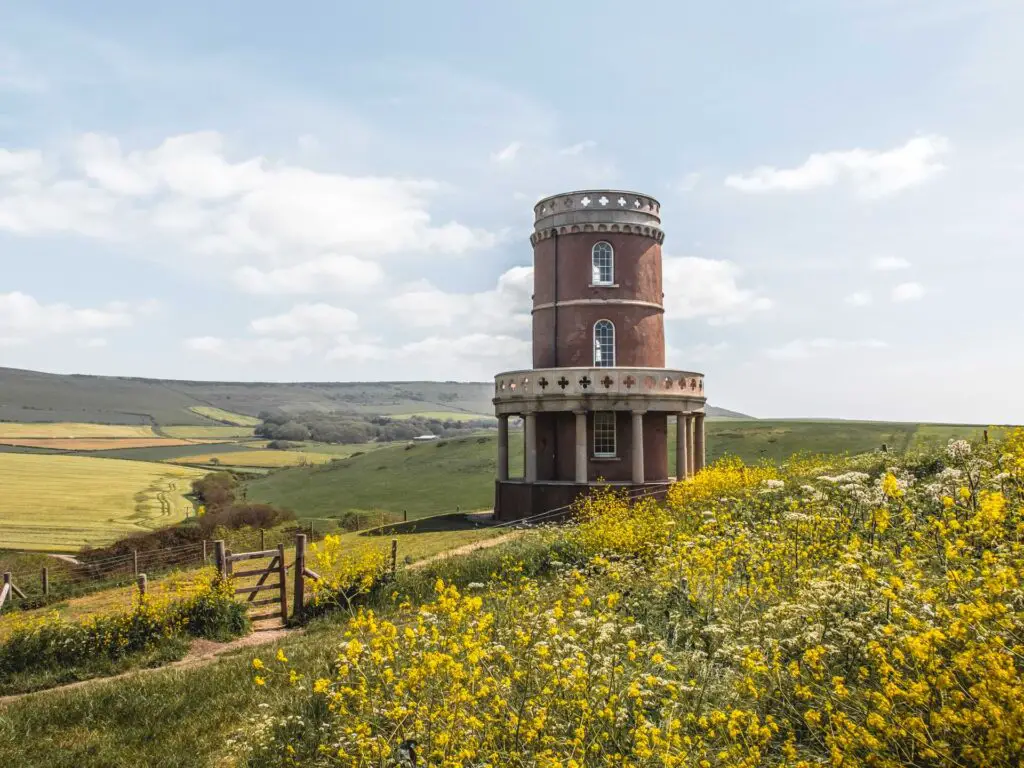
[591,241,614,286]
[593,411,617,457]
[593,319,615,367]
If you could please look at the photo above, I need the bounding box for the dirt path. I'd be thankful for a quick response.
[0,527,524,706]
[0,627,293,706]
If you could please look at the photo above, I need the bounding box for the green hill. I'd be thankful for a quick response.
[246,420,1000,522]
[0,366,749,426]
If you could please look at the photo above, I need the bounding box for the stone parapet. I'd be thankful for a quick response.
[532,190,663,241]
[493,366,705,415]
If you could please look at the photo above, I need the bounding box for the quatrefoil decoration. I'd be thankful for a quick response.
[617,196,626,207]
[689,378,697,390]
[557,376,570,390]
[633,199,642,208]
[580,196,592,207]
[601,375,614,389]
[598,195,609,206]
[699,379,704,391]
[579,375,591,389]
[538,377,549,390]
[623,375,636,389]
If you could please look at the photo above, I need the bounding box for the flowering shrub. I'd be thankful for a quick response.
[0,569,248,681]
[242,432,1024,767]
[305,534,389,612]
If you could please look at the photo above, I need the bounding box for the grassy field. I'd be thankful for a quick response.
[0,422,157,438]
[161,425,255,439]
[247,420,1004,522]
[390,411,493,421]
[169,450,338,468]
[0,438,214,451]
[0,454,205,551]
[187,406,261,427]
[247,433,525,521]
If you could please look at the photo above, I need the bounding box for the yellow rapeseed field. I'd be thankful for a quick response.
[0,422,157,438]
[169,450,336,468]
[242,432,1024,768]
[0,453,205,551]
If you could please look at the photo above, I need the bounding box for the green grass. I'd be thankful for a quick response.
[0,454,206,552]
[390,411,494,421]
[162,426,255,439]
[187,407,262,427]
[0,535,547,767]
[247,420,1005,523]
[247,434,525,521]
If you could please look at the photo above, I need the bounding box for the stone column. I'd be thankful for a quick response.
[631,410,645,484]
[684,414,694,478]
[524,412,537,483]
[694,412,706,473]
[676,413,688,480]
[497,414,509,481]
[574,410,587,484]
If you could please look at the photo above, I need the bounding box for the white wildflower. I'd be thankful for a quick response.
[946,439,971,461]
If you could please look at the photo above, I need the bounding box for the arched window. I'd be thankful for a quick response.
[594,319,615,367]
[591,241,614,285]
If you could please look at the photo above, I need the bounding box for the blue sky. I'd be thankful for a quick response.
[1,0,1022,422]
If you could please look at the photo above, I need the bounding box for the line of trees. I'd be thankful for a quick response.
[254,410,495,445]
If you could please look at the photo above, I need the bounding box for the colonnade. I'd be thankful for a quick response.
[495,410,706,485]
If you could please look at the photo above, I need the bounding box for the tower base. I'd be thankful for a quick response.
[494,479,671,522]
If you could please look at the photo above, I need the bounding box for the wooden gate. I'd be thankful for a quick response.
[214,541,288,626]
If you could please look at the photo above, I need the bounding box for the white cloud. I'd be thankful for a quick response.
[667,341,730,364]
[871,256,911,271]
[725,134,951,198]
[250,303,359,336]
[0,132,500,268]
[386,265,533,334]
[892,281,926,301]
[398,333,531,379]
[0,149,42,176]
[79,337,109,349]
[662,256,772,324]
[764,338,888,360]
[558,140,596,156]
[232,255,384,294]
[325,335,389,362]
[183,335,314,363]
[845,291,873,306]
[0,292,140,340]
[491,141,522,164]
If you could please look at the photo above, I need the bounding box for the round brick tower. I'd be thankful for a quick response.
[493,190,708,521]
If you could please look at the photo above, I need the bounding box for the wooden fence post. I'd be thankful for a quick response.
[294,534,306,620]
[214,540,227,578]
[260,528,265,550]
[137,573,148,597]
[403,509,407,523]
[133,549,139,576]
[391,539,398,576]
[42,566,49,596]
[202,540,208,563]
[277,543,288,623]
[984,429,990,444]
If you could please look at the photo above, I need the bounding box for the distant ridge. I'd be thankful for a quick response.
[0,366,751,425]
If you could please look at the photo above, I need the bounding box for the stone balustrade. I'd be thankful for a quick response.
[493,367,705,413]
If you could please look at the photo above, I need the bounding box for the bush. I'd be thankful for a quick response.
[198,503,295,536]
[0,572,249,686]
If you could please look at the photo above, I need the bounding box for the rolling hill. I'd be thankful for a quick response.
[245,420,999,523]
[0,366,749,425]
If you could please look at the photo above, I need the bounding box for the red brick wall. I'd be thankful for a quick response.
[532,411,668,483]
[532,232,665,369]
